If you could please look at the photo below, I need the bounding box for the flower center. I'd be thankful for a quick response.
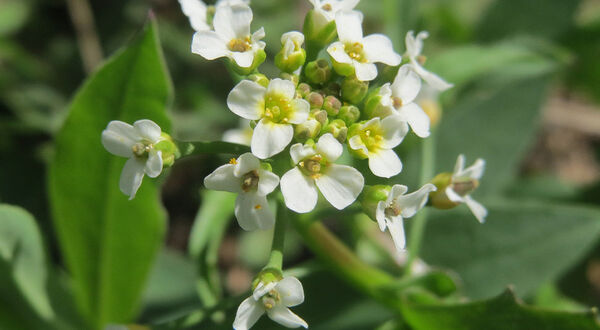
[132,142,153,158]
[345,42,367,63]
[299,155,324,178]
[392,97,403,109]
[241,170,260,192]
[261,289,281,310]
[321,3,332,11]
[384,205,401,218]
[451,178,479,197]
[264,93,294,124]
[228,37,252,52]
[360,127,384,152]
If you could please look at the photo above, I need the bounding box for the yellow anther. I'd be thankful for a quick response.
[228,37,252,52]
[254,204,262,210]
[229,158,238,165]
[393,97,403,109]
[322,3,332,11]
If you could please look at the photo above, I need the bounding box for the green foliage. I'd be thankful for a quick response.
[48,20,171,328]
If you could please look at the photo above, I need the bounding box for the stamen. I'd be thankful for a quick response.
[393,97,403,109]
[228,37,252,52]
[229,158,238,165]
[254,204,262,210]
[321,3,332,11]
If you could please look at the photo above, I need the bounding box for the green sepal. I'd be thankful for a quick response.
[229,49,267,76]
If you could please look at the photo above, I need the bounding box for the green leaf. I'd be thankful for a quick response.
[48,20,171,328]
[0,0,30,36]
[0,204,53,323]
[401,288,600,330]
[420,200,600,299]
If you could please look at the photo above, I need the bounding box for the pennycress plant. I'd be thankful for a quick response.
[100,0,488,328]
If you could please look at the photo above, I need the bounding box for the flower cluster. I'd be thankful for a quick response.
[100,1,488,329]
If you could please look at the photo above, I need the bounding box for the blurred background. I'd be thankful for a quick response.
[2,0,600,328]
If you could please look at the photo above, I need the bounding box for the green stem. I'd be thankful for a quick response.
[404,130,436,275]
[264,203,288,271]
[176,141,250,158]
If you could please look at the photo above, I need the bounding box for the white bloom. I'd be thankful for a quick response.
[404,31,453,91]
[191,3,265,68]
[204,153,279,230]
[101,120,165,200]
[327,10,401,81]
[280,31,304,60]
[179,0,252,32]
[234,276,308,330]
[376,184,437,252]
[308,0,360,22]
[447,154,487,223]
[348,116,408,178]
[223,119,253,146]
[281,133,364,213]
[379,64,431,138]
[227,78,310,159]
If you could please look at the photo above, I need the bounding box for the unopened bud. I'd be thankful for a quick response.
[294,118,322,142]
[322,119,347,143]
[275,31,306,73]
[306,92,324,109]
[229,49,266,76]
[304,59,332,84]
[323,95,341,116]
[312,109,328,125]
[248,73,269,88]
[303,10,337,49]
[359,185,391,221]
[323,82,341,97]
[297,83,311,98]
[338,105,360,126]
[341,75,369,104]
[280,72,299,87]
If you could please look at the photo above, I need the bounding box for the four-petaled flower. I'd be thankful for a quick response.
[404,31,453,91]
[447,154,487,223]
[227,78,310,159]
[348,116,408,178]
[376,184,437,252]
[379,64,431,138]
[327,10,401,81]
[192,3,265,68]
[308,0,360,22]
[234,276,308,330]
[101,119,165,200]
[204,153,279,230]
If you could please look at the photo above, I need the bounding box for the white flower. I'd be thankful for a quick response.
[280,31,304,60]
[281,133,364,213]
[404,31,453,91]
[348,116,408,178]
[233,276,308,330]
[191,3,265,68]
[101,120,165,200]
[379,64,431,138]
[376,184,437,252]
[227,78,310,159]
[447,154,487,223]
[327,10,401,81]
[179,0,252,32]
[308,0,360,22]
[204,153,279,230]
[223,119,253,146]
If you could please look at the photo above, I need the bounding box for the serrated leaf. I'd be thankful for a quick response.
[48,20,171,328]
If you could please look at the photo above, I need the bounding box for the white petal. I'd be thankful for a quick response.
[327,41,352,64]
[380,114,409,148]
[459,158,486,180]
[378,83,393,108]
[280,167,318,213]
[464,196,487,223]
[231,51,255,68]
[391,64,421,104]
[267,78,296,100]
[396,183,437,218]
[405,30,428,58]
[445,186,464,203]
[335,10,363,42]
[316,133,343,162]
[315,164,364,210]
[368,148,402,178]
[101,121,138,157]
[204,164,242,193]
[227,80,266,120]
[213,3,252,40]
[289,99,310,124]
[363,34,402,66]
[411,62,453,91]
[290,143,317,165]
[337,0,360,12]
[235,193,276,230]
[267,306,308,329]
[453,154,465,176]
[191,31,229,60]
[376,201,387,231]
[386,216,406,251]
[178,0,209,32]
[119,157,146,200]
[398,103,430,138]
[281,31,304,48]
[388,184,408,203]
[348,134,368,156]
[234,152,260,177]
[276,276,304,307]
[252,27,266,45]
[253,281,278,300]
[257,169,279,196]
[133,119,162,142]
[144,150,163,178]
[223,128,252,146]
[233,297,265,330]
[353,61,378,81]
[251,120,294,159]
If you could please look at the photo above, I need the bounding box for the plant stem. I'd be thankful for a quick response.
[177,141,250,158]
[265,203,288,270]
[404,130,436,276]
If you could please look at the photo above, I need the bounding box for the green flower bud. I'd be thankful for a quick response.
[338,105,360,126]
[323,95,341,116]
[229,49,267,76]
[306,92,324,109]
[248,73,269,87]
[294,118,322,142]
[154,132,180,168]
[322,119,347,143]
[363,88,394,119]
[275,31,306,73]
[280,72,299,87]
[341,75,369,104]
[303,10,337,49]
[312,109,328,125]
[297,83,311,98]
[322,82,341,97]
[360,185,391,221]
[428,173,458,210]
[304,59,332,84]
